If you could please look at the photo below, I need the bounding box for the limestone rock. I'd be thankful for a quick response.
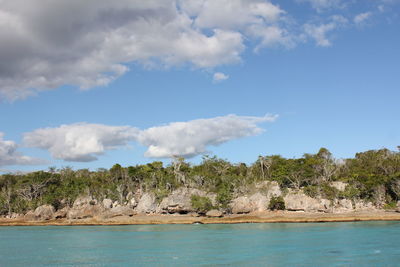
[333,199,354,213]
[157,188,215,214]
[354,200,377,211]
[73,196,96,208]
[54,207,69,219]
[67,205,102,219]
[284,191,331,212]
[104,206,135,218]
[128,197,137,208]
[230,196,252,214]
[206,209,223,217]
[396,201,400,212]
[24,210,36,221]
[249,193,269,212]
[135,193,157,214]
[255,181,282,198]
[102,199,113,209]
[34,205,55,220]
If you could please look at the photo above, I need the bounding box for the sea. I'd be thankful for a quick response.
[0,221,399,266]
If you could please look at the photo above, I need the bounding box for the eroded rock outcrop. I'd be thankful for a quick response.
[157,188,215,214]
[135,193,157,214]
[284,191,331,212]
[33,205,55,220]
[206,209,223,217]
[67,196,103,219]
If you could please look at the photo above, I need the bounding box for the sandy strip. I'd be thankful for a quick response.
[1,211,400,226]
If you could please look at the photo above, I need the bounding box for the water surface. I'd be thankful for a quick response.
[0,221,399,266]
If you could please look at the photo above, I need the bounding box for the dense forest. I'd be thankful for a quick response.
[1,148,399,216]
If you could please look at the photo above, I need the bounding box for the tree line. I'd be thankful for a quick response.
[1,148,399,215]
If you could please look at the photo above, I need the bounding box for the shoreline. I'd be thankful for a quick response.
[1,211,400,226]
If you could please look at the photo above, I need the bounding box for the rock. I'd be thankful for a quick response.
[54,207,69,219]
[396,201,400,212]
[24,210,36,221]
[333,199,353,213]
[102,199,113,209]
[67,205,102,220]
[126,192,134,201]
[206,209,223,217]
[73,196,96,208]
[284,191,331,212]
[249,193,269,212]
[128,197,137,208]
[34,205,55,220]
[104,206,135,218]
[157,188,215,214]
[255,181,282,198]
[330,181,348,192]
[230,196,252,214]
[7,212,22,219]
[135,193,157,214]
[354,200,377,211]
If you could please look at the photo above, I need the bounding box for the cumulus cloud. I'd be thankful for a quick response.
[354,12,372,25]
[21,115,278,162]
[213,72,229,82]
[136,114,278,158]
[23,123,139,162]
[0,0,291,101]
[0,133,44,166]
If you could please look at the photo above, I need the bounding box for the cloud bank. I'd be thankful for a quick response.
[21,114,277,162]
[0,133,44,166]
[137,114,278,158]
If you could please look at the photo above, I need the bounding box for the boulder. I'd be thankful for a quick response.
[34,205,55,220]
[284,191,331,212]
[255,181,282,198]
[135,193,157,214]
[24,210,36,221]
[73,196,96,208]
[157,188,215,214]
[206,209,223,218]
[102,199,113,209]
[332,199,354,213]
[249,193,269,212]
[128,197,137,208]
[67,205,102,219]
[104,206,135,218]
[230,196,252,214]
[54,207,69,219]
[396,201,400,212]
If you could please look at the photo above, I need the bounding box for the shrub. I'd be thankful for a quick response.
[268,196,285,210]
[191,195,214,214]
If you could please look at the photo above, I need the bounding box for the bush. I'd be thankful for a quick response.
[191,195,214,214]
[383,202,397,210]
[268,196,285,210]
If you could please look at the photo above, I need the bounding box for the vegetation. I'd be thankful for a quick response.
[0,147,399,216]
[190,195,214,214]
[268,196,285,210]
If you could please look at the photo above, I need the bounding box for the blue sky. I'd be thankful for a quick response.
[0,0,399,173]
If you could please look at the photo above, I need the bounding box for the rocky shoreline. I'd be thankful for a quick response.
[2,181,400,226]
[1,211,400,226]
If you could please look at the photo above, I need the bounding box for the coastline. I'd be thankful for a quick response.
[1,211,400,226]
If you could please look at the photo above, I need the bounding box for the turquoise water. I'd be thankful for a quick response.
[0,222,399,266]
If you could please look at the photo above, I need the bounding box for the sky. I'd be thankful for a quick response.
[0,0,399,173]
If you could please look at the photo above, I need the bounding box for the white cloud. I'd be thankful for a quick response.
[23,123,139,162]
[213,72,229,82]
[304,23,336,47]
[136,114,278,158]
[298,0,344,12]
[0,132,44,166]
[0,0,288,101]
[354,12,372,25]
[22,114,278,161]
